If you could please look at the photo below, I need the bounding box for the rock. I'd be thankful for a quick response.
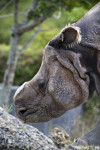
[0,107,58,150]
[0,106,99,150]
[49,128,71,149]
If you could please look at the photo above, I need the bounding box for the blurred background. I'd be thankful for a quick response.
[0,0,100,140]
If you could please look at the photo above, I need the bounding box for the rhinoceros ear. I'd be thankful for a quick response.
[61,25,82,48]
[48,25,81,49]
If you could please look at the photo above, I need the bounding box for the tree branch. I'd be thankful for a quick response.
[19,27,43,54]
[0,12,25,19]
[21,0,38,25]
[0,0,13,14]
[53,11,61,20]
[18,17,45,35]
[14,0,19,26]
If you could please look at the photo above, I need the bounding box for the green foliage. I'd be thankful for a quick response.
[0,0,99,44]
[84,92,100,120]
[0,0,11,8]
[28,0,97,20]
[0,44,42,85]
[0,44,9,77]
[15,50,42,85]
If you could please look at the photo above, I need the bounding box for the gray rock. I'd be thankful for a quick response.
[0,107,58,150]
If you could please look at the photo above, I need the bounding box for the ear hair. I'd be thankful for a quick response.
[61,25,82,48]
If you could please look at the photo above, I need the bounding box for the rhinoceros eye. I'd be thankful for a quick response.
[38,80,45,90]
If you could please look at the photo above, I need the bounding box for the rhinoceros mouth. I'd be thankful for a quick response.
[18,108,38,117]
[16,107,38,122]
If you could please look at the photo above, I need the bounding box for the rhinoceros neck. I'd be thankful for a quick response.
[76,2,100,28]
[75,2,100,49]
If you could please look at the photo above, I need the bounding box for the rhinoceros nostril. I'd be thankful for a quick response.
[19,109,27,116]
[38,80,46,90]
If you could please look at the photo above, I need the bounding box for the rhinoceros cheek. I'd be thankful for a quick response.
[47,61,88,110]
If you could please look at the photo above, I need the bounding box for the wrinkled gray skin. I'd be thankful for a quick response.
[14,3,100,145]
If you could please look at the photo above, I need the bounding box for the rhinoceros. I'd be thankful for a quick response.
[14,2,100,145]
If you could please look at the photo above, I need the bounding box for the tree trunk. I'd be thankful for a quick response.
[0,27,19,106]
[0,0,44,107]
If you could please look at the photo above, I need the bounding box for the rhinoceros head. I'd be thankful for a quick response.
[14,3,100,123]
